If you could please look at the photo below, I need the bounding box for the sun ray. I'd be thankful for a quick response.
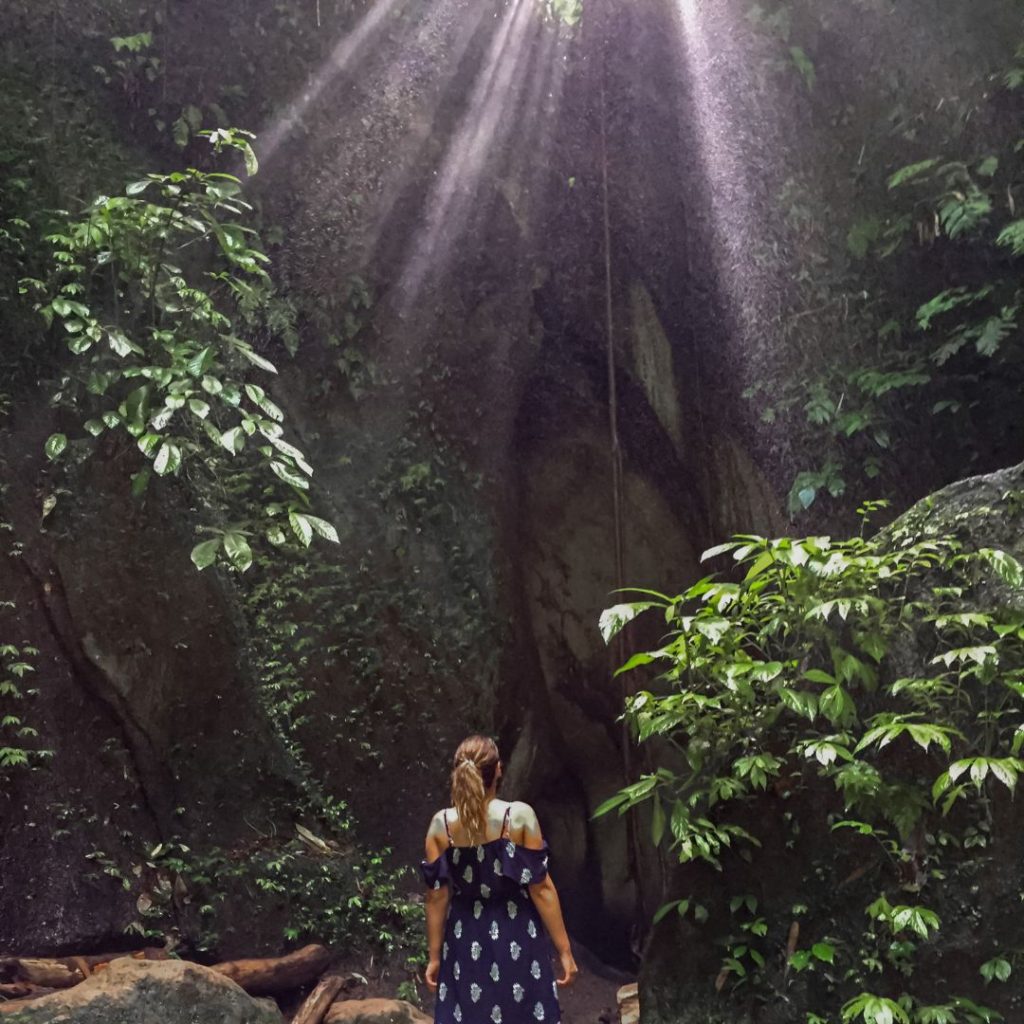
[257,0,405,167]
[396,0,550,306]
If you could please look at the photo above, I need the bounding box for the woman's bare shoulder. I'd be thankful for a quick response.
[508,800,541,834]
[427,808,452,836]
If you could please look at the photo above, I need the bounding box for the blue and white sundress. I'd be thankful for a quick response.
[421,808,560,1024]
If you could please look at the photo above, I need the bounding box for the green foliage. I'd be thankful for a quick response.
[0,640,48,779]
[600,509,1024,1018]
[740,21,1024,515]
[118,798,421,957]
[0,471,48,784]
[29,130,336,571]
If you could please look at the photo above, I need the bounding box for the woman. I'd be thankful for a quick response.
[421,735,579,1024]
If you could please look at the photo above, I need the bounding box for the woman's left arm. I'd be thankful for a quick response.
[424,813,451,991]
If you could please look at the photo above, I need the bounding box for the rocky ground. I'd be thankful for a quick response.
[0,943,632,1024]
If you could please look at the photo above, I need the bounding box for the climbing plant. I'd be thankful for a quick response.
[0,641,46,780]
[28,129,336,571]
[600,503,1024,1022]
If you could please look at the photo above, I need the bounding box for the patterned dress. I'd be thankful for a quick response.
[421,809,560,1024]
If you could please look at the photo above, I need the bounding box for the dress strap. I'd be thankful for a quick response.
[501,804,512,839]
[442,809,453,846]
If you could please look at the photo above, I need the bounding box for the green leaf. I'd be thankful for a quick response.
[651,795,666,846]
[614,652,657,677]
[45,434,68,461]
[820,685,855,727]
[789,45,815,89]
[220,427,245,454]
[652,898,682,925]
[599,602,659,644]
[847,217,882,259]
[137,432,161,458]
[245,383,284,422]
[223,532,253,572]
[153,443,181,476]
[179,103,202,132]
[778,687,818,722]
[67,334,93,355]
[302,514,339,543]
[996,219,1024,256]
[744,550,775,581]
[107,328,139,357]
[917,285,992,330]
[126,179,153,196]
[83,419,106,437]
[271,460,310,490]
[888,158,940,189]
[980,957,1011,984]
[131,468,151,498]
[187,347,215,377]
[242,141,259,177]
[701,542,741,562]
[235,343,278,373]
[289,511,313,547]
[842,993,910,1024]
[592,791,630,818]
[979,548,1024,589]
[804,669,835,685]
[977,156,999,177]
[172,115,191,148]
[191,538,221,570]
[811,942,835,964]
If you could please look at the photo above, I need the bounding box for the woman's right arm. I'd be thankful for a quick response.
[518,803,579,988]
[424,812,450,991]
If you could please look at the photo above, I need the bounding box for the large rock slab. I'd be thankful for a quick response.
[0,958,283,1024]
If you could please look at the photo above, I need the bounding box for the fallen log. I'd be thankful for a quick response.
[292,973,346,1024]
[15,959,82,989]
[212,944,331,996]
[0,947,166,987]
[67,948,168,969]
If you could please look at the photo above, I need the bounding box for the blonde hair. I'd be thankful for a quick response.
[450,735,500,843]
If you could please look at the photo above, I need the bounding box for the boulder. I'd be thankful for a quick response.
[324,999,430,1024]
[0,958,283,1023]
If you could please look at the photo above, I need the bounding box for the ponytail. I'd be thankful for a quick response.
[450,735,500,843]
